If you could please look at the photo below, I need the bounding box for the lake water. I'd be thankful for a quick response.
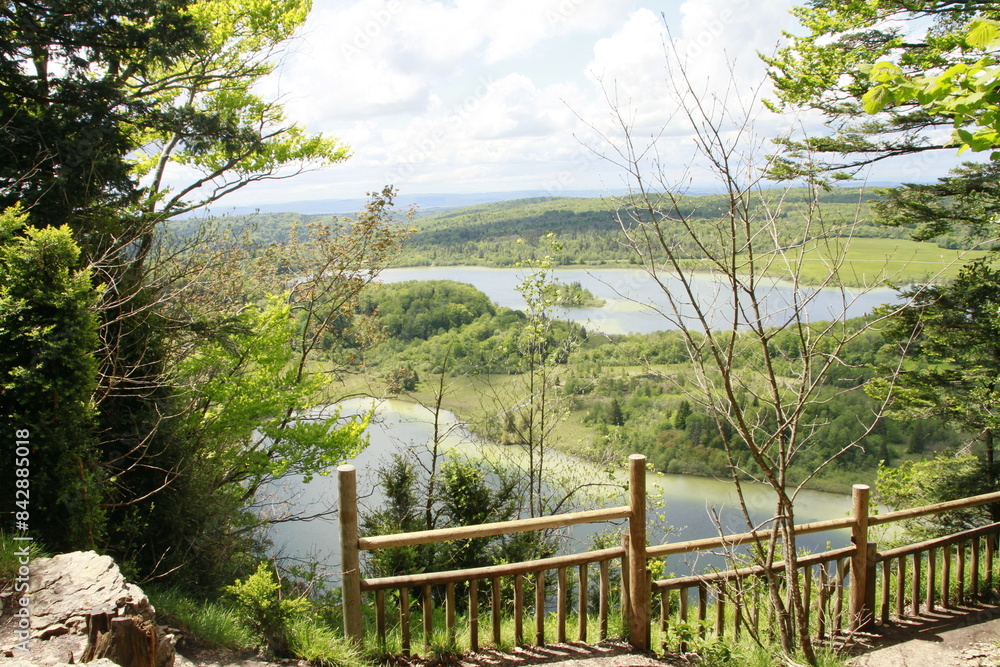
[266,266,884,581]
[267,399,856,582]
[377,266,900,335]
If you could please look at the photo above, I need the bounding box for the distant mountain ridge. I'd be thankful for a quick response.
[192,189,624,217]
[187,181,910,217]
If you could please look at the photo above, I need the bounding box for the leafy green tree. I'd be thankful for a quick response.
[876,453,992,540]
[360,455,425,581]
[360,454,522,583]
[868,261,1000,496]
[764,0,1000,180]
[133,0,350,221]
[771,0,1000,527]
[0,0,201,232]
[1,0,399,587]
[860,17,1000,155]
[673,400,691,430]
[0,207,102,549]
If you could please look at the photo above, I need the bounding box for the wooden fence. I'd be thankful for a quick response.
[338,454,1000,654]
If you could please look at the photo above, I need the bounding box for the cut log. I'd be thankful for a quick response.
[83,613,158,667]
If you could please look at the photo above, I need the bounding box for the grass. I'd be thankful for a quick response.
[0,530,48,585]
[147,587,255,651]
[287,616,364,667]
[150,586,368,667]
[759,237,991,287]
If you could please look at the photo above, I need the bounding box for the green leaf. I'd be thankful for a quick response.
[863,85,892,114]
[868,60,903,83]
[967,19,1000,50]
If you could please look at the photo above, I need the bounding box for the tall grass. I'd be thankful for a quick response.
[0,530,48,585]
[148,587,255,650]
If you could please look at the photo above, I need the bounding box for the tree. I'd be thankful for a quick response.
[764,0,1000,180]
[589,46,915,663]
[860,17,1000,155]
[0,0,201,232]
[868,261,1000,501]
[770,0,1000,516]
[131,189,409,588]
[131,0,349,221]
[0,0,395,586]
[0,206,102,550]
[476,235,598,519]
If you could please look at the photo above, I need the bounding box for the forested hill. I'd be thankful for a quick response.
[174,187,959,267]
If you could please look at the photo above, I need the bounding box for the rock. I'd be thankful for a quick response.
[30,552,154,640]
[15,551,174,667]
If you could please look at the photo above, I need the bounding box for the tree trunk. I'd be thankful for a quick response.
[83,613,158,667]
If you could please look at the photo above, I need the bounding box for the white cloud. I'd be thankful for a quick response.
[234,0,835,205]
[264,0,634,125]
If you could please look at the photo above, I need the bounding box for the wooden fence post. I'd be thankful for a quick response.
[339,464,364,643]
[849,484,874,631]
[628,454,649,651]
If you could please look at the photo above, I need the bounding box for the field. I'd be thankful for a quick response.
[750,237,992,287]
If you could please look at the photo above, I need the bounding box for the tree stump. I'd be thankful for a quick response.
[82,612,158,667]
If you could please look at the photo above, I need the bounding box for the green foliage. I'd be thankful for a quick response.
[357,280,496,342]
[0,530,48,586]
[860,17,1000,155]
[0,0,202,231]
[663,621,736,665]
[361,455,425,579]
[132,0,350,218]
[176,298,368,487]
[361,454,527,582]
[225,562,310,657]
[764,0,993,178]
[0,207,103,550]
[876,453,994,540]
[868,261,1000,498]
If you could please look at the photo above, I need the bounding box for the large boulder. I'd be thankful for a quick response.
[1,551,174,667]
[29,552,154,641]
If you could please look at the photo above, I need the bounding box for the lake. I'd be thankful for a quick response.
[266,265,884,581]
[376,266,900,335]
[267,399,856,582]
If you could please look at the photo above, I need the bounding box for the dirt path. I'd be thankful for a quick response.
[6,608,1000,667]
[846,604,1000,667]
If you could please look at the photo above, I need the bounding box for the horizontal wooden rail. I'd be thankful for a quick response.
[869,491,1000,527]
[361,545,625,591]
[652,546,855,591]
[359,505,632,551]
[878,522,1000,561]
[646,516,856,558]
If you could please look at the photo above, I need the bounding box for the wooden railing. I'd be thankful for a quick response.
[338,454,1000,654]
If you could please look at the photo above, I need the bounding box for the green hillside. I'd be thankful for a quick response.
[173,187,990,284]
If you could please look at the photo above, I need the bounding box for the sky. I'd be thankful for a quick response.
[207,0,956,209]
